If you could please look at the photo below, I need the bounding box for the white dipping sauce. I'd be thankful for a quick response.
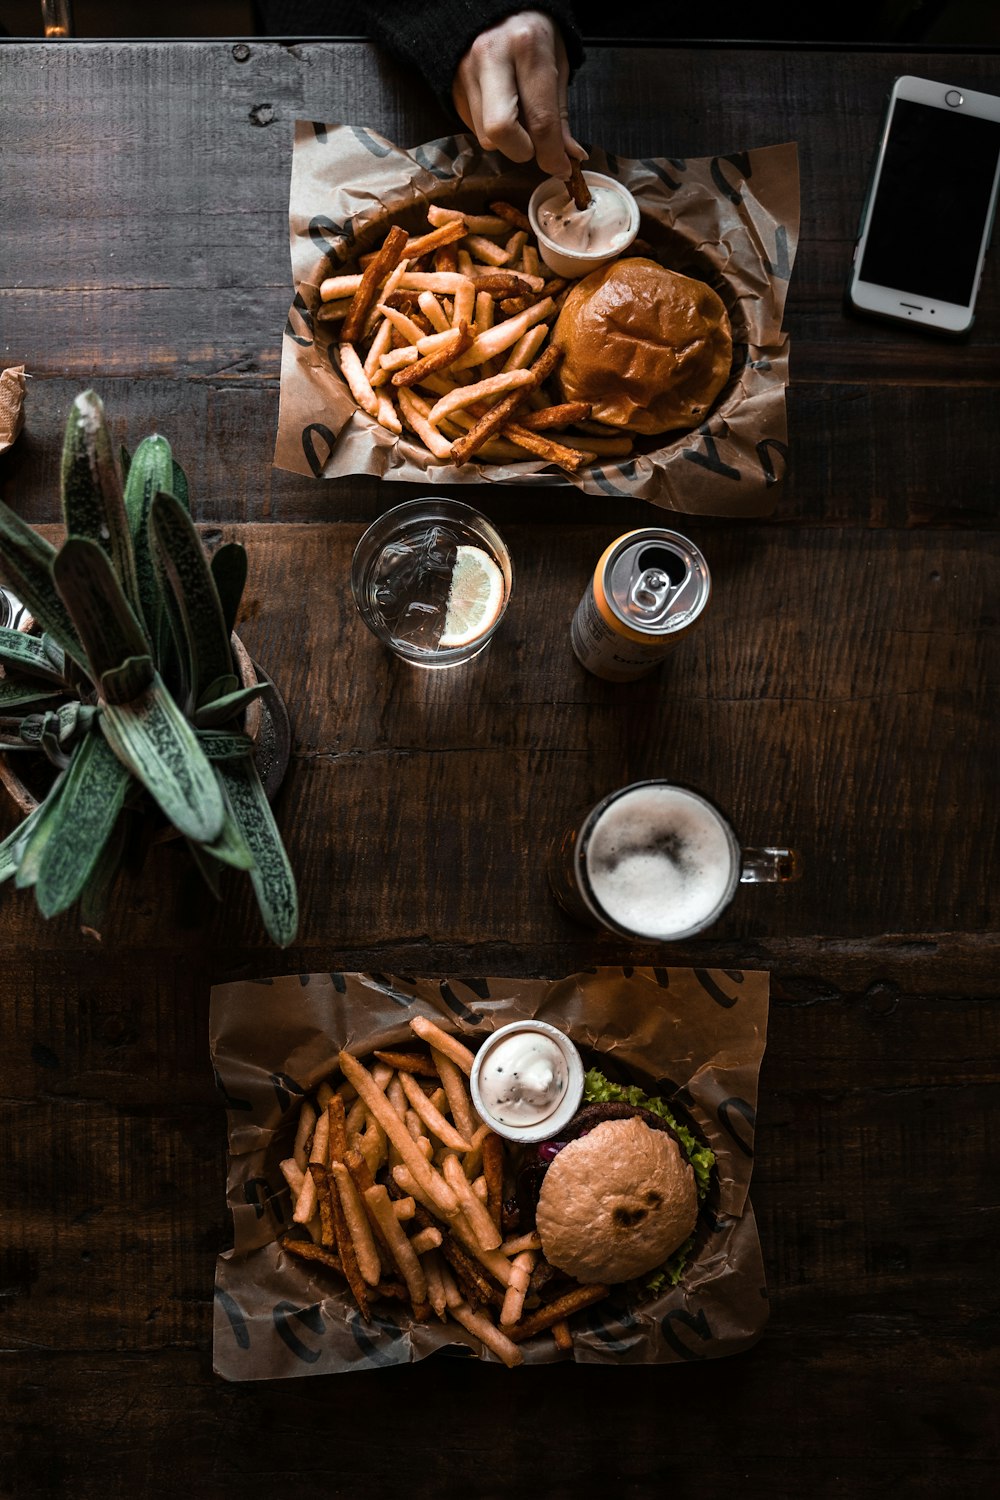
[537,184,633,257]
[477,1031,569,1127]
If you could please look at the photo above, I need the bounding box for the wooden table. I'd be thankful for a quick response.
[1,37,997,1498]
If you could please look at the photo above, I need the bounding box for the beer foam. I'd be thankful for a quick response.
[584,785,737,939]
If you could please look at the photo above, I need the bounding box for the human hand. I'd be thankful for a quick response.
[452,10,584,179]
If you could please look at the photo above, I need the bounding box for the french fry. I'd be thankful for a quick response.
[442,1154,502,1251]
[362,259,410,338]
[281,1235,344,1276]
[397,387,454,461]
[567,158,592,211]
[450,344,561,464]
[422,1248,448,1319]
[331,1160,382,1287]
[501,324,549,372]
[363,1184,428,1312]
[309,1162,337,1249]
[404,1107,423,1142]
[434,243,459,274]
[315,298,352,325]
[373,1049,439,1076]
[391,322,473,389]
[341,223,409,343]
[280,1156,305,1200]
[378,302,425,344]
[490,200,532,232]
[326,1168,372,1319]
[416,291,451,335]
[338,343,379,416]
[398,1068,472,1151]
[320,272,362,301]
[461,1121,492,1180]
[339,1050,459,1216]
[517,401,592,430]
[551,1319,574,1351]
[409,1226,443,1255]
[451,278,476,329]
[392,1196,416,1221]
[464,234,512,267]
[450,1302,523,1368]
[427,368,536,427]
[471,269,545,294]
[503,229,528,264]
[380,344,420,373]
[502,422,594,470]
[409,1016,476,1075]
[399,271,476,296]
[362,315,393,379]
[500,1250,536,1327]
[431,1047,477,1144]
[376,393,402,434]
[427,205,509,236]
[505,1283,611,1343]
[292,1100,317,1172]
[482,1131,505,1228]
[450,297,556,370]
[500,1230,543,1256]
[403,220,466,258]
[327,1094,348,1162]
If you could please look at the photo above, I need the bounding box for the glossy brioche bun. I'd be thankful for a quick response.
[535,1116,698,1284]
[553,257,732,435]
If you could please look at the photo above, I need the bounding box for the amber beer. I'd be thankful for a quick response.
[571,528,710,682]
[549,781,800,942]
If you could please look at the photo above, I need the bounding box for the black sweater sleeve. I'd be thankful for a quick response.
[364,2,585,112]
[255,3,585,116]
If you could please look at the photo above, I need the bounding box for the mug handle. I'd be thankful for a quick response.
[740,847,801,884]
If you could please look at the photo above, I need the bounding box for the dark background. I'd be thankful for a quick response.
[1,0,999,42]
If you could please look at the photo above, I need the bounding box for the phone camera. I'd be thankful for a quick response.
[945,90,964,108]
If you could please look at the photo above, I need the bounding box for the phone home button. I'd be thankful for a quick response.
[945,90,964,108]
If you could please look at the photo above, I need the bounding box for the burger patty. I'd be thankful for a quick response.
[562,1101,688,1155]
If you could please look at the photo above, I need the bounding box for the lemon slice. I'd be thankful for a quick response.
[439,545,506,649]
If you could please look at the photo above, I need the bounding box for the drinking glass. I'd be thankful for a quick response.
[351,498,512,668]
[549,780,800,941]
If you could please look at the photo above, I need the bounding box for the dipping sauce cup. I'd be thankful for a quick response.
[470,1020,585,1144]
[528,171,640,279]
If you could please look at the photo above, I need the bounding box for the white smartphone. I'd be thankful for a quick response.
[848,74,1000,335]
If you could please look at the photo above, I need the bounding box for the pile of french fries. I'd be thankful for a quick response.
[278,1014,610,1367]
[318,199,636,472]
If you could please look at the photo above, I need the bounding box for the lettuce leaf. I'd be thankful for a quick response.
[582,1067,716,1292]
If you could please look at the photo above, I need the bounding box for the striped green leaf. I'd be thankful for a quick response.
[200,804,255,871]
[216,758,298,947]
[209,543,248,639]
[194,729,254,761]
[149,491,234,714]
[0,498,88,670]
[99,671,225,844]
[29,731,132,918]
[1,789,60,885]
[78,808,129,929]
[52,537,149,684]
[100,653,155,707]
[193,682,268,729]
[0,627,67,683]
[172,459,190,512]
[13,771,70,889]
[61,390,145,632]
[0,678,65,711]
[123,434,174,652]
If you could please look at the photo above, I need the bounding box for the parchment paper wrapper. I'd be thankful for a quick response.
[211,967,769,1378]
[0,365,26,454]
[274,125,797,516]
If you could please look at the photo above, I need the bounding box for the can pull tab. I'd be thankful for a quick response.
[630,568,672,613]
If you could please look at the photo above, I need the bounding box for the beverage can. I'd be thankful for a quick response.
[570,528,711,681]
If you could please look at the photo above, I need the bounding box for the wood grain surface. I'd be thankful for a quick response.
[1,38,998,1500]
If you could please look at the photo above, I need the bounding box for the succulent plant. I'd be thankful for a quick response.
[0,390,298,945]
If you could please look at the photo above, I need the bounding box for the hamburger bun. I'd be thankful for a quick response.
[553,257,732,435]
[535,1115,698,1283]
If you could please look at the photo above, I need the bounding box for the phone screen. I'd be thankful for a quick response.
[860,99,1000,305]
